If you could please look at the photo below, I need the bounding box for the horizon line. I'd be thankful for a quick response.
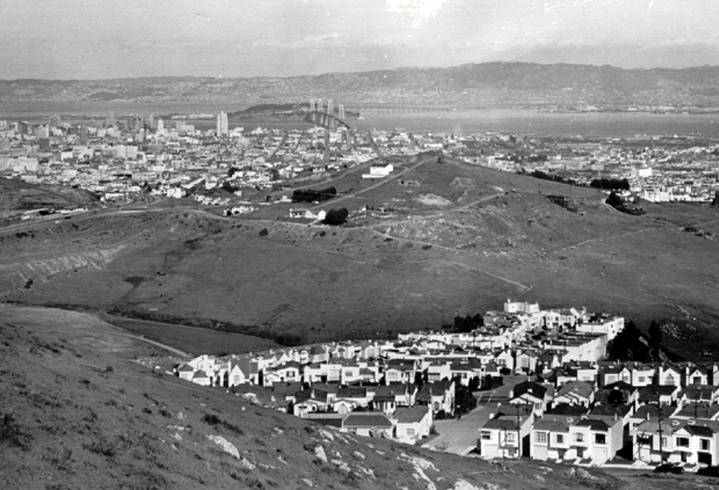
[3,60,719,83]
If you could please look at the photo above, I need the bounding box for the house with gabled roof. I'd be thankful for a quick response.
[672,402,719,422]
[633,418,719,466]
[596,381,638,411]
[638,384,681,406]
[684,363,711,386]
[531,418,571,462]
[566,417,623,465]
[341,413,395,438]
[679,384,719,406]
[176,363,195,382]
[658,364,683,388]
[510,380,554,417]
[554,381,595,407]
[416,379,454,415]
[392,405,433,444]
[479,404,534,459]
[385,359,419,384]
[262,361,303,386]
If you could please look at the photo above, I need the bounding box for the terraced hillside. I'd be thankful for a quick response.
[0,161,717,359]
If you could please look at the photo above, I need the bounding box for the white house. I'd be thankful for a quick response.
[393,406,433,444]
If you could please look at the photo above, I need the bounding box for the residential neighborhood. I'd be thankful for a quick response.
[170,299,719,471]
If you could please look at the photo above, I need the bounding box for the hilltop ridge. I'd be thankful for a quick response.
[5,61,719,109]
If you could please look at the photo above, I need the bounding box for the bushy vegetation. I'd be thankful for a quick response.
[606,192,645,215]
[322,208,349,226]
[441,314,484,333]
[522,169,579,186]
[292,187,337,203]
[607,320,668,362]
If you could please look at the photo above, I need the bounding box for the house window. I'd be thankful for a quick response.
[481,431,492,440]
[535,432,547,443]
[638,376,645,384]
[693,377,702,385]
[676,437,689,447]
[407,428,415,436]
[574,433,584,443]
[595,433,606,445]
[506,432,515,443]
[556,434,564,444]
[664,374,674,385]
[702,439,711,451]
[660,437,668,448]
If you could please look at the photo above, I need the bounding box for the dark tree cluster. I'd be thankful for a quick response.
[605,191,645,215]
[292,187,337,203]
[453,376,479,417]
[442,314,484,333]
[322,208,349,225]
[524,170,578,185]
[607,320,662,362]
[590,178,630,191]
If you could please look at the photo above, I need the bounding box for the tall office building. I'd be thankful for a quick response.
[326,99,333,116]
[317,99,324,114]
[338,104,345,121]
[309,98,316,112]
[156,118,165,134]
[216,111,228,136]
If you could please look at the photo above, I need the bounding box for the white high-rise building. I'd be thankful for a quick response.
[156,118,165,134]
[327,99,333,115]
[338,104,345,121]
[309,98,316,112]
[216,111,228,136]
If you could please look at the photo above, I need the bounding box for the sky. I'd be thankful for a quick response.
[2,0,719,79]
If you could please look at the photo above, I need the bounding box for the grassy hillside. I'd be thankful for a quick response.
[0,178,99,214]
[0,161,717,360]
[0,303,634,489]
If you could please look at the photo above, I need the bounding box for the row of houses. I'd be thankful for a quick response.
[476,364,719,468]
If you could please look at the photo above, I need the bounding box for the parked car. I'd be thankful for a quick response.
[654,463,684,474]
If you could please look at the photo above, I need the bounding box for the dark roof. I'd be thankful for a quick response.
[546,403,588,418]
[574,419,610,431]
[337,387,367,398]
[589,404,631,419]
[639,385,678,401]
[512,381,548,400]
[483,418,519,431]
[685,424,718,437]
[533,419,569,432]
[394,406,430,424]
[342,413,393,428]
[603,381,635,392]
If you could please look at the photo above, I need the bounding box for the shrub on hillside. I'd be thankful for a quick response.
[323,208,349,226]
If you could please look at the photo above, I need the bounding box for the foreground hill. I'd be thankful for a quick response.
[6,62,719,108]
[0,159,717,360]
[4,303,719,489]
[0,303,629,489]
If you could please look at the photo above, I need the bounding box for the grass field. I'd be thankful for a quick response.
[100,314,279,355]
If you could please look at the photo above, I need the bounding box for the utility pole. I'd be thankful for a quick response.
[657,397,664,463]
[516,404,522,458]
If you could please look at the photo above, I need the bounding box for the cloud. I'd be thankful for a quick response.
[252,33,345,50]
[385,0,446,28]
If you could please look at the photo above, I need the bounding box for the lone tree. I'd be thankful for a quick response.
[649,320,663,347]
[323,208,349,226]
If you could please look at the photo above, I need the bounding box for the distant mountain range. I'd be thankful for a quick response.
[4,62,719,110]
